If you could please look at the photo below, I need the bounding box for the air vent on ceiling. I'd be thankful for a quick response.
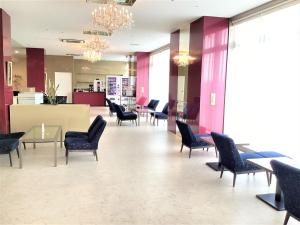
[83,29,111,36]
[66,53,83,57]
[86,0,136,6]
[60,38,85,44]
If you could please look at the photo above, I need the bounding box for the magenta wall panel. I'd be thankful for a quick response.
[0,9,13,133]
[187,16,229,134]
[26,48,45,92]
[168,30,180,133]
[199,17,229,134]
[135,52,150,104]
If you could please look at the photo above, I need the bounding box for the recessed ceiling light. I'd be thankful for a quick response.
[129,43,140,46]
[60,39,85,44]
[14,50,19,54]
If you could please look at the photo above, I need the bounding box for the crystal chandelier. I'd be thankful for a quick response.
[173,51,195,67]
[92,0,134,35]
[83,50,102,63]
[83,36,109,62]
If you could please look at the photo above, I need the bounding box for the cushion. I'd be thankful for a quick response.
[190,140,210,148]
[0,139,19,154]
[256,151,285,158]
[153,112,168,119]
[0,132,24,140]
[122,113,137,120]
[64,137,97,150]
[65,131,88,138]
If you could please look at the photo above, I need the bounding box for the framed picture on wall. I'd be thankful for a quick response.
[6,61,12,86]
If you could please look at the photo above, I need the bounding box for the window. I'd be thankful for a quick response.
[225,4,300,160]
[149,49,170,111]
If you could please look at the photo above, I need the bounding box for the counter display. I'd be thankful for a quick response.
[73,92,105,106]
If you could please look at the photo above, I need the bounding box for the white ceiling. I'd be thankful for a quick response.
[0,0,271,61]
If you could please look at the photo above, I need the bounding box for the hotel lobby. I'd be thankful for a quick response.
[0,0,300,225]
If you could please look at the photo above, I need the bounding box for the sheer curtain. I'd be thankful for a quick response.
[225,4,300,160]
[149,49,170,111]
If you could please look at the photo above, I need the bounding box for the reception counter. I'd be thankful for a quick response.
[10,104,90,138]
[73,92,105,106]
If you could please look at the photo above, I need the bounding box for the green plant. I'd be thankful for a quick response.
[44,79,59,105]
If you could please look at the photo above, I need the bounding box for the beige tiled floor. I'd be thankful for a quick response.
[0,107,298,225]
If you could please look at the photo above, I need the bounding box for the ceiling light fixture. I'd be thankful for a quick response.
[173,51,195,67]
[83,36,109,63]
[92,0,134,35]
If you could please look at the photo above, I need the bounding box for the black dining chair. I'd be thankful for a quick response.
[271,160,300,225]
[144,99,159,111]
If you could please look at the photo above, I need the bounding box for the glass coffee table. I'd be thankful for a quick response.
[21,125,63,167]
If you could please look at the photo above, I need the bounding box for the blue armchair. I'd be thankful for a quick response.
[64,115,107,164]
[211,132,285,187]
[271,160,300,225]
[0,132,25,149]
[0,139,20,167]
[65,115,101,138]
[176,120,214,158]
[106,98,125,116]
[150,103,169,126]
[144,99,159,111]
[114,104,137,126]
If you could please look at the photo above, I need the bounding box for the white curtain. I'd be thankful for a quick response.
[225,4,300,160]
[149,49,170,111]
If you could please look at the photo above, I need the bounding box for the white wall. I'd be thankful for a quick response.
[55,72,73,103]
[225,4,300,160]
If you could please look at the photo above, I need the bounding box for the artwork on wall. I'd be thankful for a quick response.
[6,61,12,86]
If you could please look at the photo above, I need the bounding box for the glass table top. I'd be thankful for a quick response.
[21,125,61,142]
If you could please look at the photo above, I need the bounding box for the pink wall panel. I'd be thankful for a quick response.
[199,17,229,134]
[0,9,13,133]
[135,52,150,105]
[26,48,45,92]
[168,30,180,133]
[187,16,229,134]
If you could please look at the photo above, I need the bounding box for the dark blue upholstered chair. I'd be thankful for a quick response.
[271,160,300,225]
[150,103,169,126]
[211,132,285,187]
[0,132,25,149]
[114,104,137,126]
[64,115,107,164]
[0,138,20,167]
[106,98,125,116]
[65,116,101,139]
[144,99,159,111]
[176,120,214,158]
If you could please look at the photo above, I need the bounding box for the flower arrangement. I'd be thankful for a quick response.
[44,79,59,105]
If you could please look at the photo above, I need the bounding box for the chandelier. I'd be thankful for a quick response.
[92,0,134,35]
[83,36,109,62]
[173,51,195,67]
[83,50,102,63]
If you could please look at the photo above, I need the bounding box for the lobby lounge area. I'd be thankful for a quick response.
[0,1,300,225]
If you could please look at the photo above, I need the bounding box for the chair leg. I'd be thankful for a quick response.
[283,212,290,225]
[94,150,98,161]
[270,173,272,185]
[180,143,183,152]
[135,119,137,126]
[23,142,26,150]
[233,173,237,187]
[66,150,69,165]
[9,152,12,167]
[220,166,224,178]
[120,121,122,126]
[215,147,218,157]
[189,147,192,158]
[266,171,270,186]
[16,147,20,158]
[157,119,158,126]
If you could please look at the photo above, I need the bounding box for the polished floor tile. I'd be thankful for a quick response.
[0,107,298,225]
